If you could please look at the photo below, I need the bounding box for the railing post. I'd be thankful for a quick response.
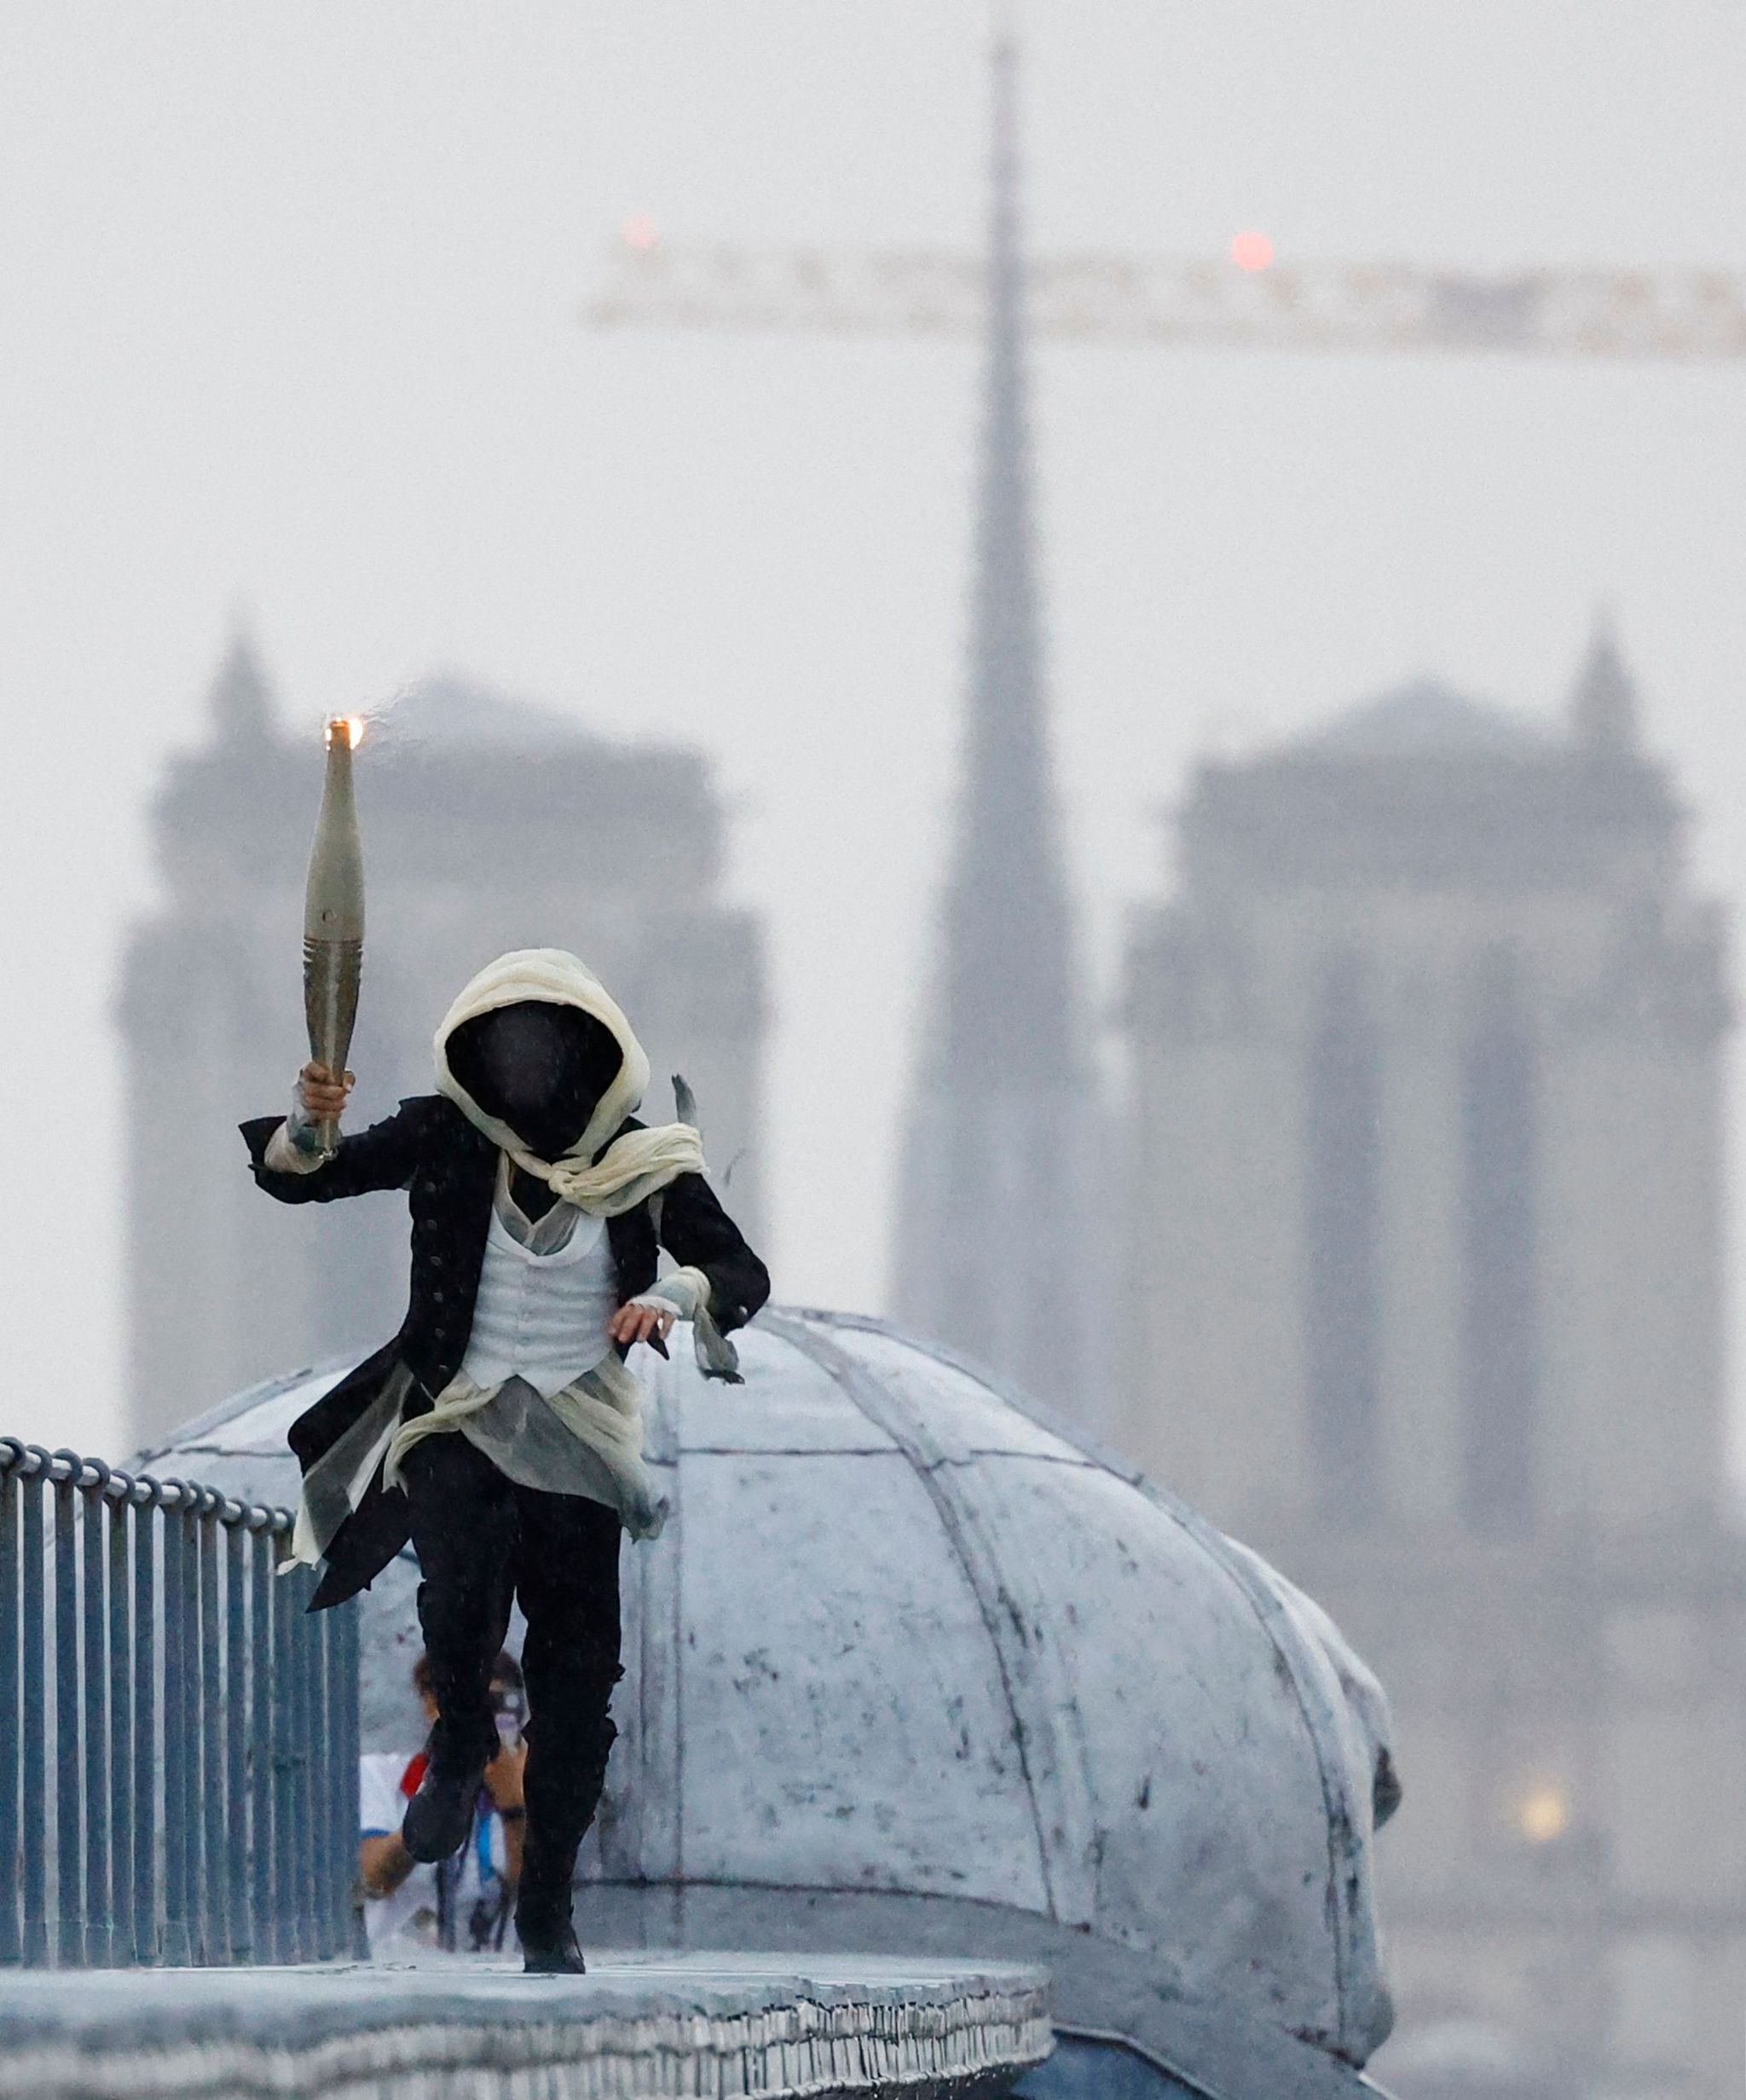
[291,1562,318,1964]
[81,1459,113,1967]
[52,1456,82,1968]
[271,1537,298,1964]
[107,1484,134,1968]
[309,1582,333,1959]
[0,1454,20,1966]
[20,1455,49,1966]
[327,1595,359,1962]
[339,1597,365,1959]
[179,1497,203,1962]
[249,1520,275,1964]
[130,1481,158,1966]
[224,1524,250,1962]
[159,1488,190,1966]
[324,1602,356,1959]
[198,1499,227,1963]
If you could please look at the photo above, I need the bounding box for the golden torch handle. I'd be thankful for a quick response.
[304,718,366,1153]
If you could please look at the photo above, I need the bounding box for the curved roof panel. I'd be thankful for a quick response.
[137,1309,1398,2093]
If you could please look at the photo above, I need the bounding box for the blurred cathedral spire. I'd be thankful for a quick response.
[891,35,1090,1414]
[1569,606,1640,753]
[206,622,278,745]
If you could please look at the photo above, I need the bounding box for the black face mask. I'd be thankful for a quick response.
[445,1001,623,1163]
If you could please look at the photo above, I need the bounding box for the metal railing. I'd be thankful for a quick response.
[0,1439,360,1967]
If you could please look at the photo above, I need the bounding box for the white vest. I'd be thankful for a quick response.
[458,1205,619,1399]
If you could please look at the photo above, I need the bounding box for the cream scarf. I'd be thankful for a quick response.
[431,947,705,1212]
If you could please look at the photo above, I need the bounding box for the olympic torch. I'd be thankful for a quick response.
[303,716,366,1154]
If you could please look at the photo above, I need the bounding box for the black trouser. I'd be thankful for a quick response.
[402,1433,622,1918]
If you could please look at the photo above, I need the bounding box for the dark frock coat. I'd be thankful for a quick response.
[240,1094,770,1610]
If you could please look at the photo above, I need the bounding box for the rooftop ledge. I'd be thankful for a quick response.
[0,1951,1052,2100]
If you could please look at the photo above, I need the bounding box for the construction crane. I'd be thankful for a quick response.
[587,232,1746,362]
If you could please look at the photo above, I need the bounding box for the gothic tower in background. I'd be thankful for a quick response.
[893,39,1091,1420]
[121,635,766,1449]
[1119,628,1746,2096]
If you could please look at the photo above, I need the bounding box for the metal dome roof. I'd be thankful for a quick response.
[138,1308,1398,2098]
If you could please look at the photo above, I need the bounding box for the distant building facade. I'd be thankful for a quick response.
[1119,632,1746,2098]
[123,639,766,1448]
[893,41,1094,1422]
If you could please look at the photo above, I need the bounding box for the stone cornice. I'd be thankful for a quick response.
[0,1958,1052,2100]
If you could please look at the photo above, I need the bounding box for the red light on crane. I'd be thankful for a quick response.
[622,213,660,252]
[1230,230,1275,273]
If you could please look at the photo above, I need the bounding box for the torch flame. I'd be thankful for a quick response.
[326,715,366,750]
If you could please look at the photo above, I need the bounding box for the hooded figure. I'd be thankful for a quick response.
[241,948,769,1972]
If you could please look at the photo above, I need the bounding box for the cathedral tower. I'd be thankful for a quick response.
[1119,634,1746,2095]
[122,637,766,1447]
[891,39,1090,1416]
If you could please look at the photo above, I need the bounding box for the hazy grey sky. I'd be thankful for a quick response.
[5,2,1746,1460]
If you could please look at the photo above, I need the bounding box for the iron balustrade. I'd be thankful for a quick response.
[0,1438,360,1967]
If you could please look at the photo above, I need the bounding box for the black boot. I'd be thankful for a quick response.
[517,1871,586,1976]
[402,1744,489,1865]
[520,1920,587,1976]
[514,1712,615,1975]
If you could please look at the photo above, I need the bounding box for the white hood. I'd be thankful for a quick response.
[431,947,705,1218]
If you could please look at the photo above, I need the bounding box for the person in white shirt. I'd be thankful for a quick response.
[360,1651,527,1958]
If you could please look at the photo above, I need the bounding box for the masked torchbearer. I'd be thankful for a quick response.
[241,948,770,1973]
